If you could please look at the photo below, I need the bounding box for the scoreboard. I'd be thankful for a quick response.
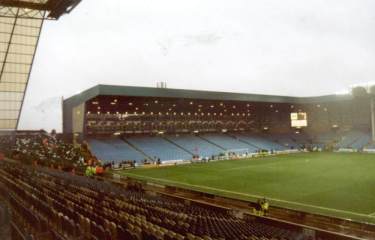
[291,112,308,128]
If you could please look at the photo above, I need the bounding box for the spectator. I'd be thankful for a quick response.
[0,132,95,173]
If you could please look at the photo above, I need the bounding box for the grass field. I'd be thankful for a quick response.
[118,152,375,223]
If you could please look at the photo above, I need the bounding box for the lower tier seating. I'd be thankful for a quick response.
[87,138,146,163]
[200,134,258,154]
[232,134,285,151]
[0,161,303,240]
[336,131,370,149]
[166,135,224,158]
[125,136,192,161]
[85,130,373,164]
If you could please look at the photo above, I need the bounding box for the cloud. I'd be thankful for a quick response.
[183,33,222,47]
[157,32,222,56]
[19,97,62,132]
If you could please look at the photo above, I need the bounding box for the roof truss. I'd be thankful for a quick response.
[0,0,81,19]
[0,1,81,130]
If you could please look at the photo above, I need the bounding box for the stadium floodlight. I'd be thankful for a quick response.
[0,0,82,130]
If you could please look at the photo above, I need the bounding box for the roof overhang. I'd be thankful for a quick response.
[64,84,354,108]
[0,0,82,19]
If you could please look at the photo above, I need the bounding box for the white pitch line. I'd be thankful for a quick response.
[369,212,375,216]
[123,172,374,219]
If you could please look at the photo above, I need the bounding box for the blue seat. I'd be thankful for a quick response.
[126,136,192,161]
[166,135,224,158]
[200,133,258,154]
[347,132,371,149]
[87,138,145,163]
[233,133,286,151]
[336,130,369,149]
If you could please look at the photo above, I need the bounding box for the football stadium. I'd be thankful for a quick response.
[1,1,375,240]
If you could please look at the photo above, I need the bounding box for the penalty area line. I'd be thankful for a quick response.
[123,172,374,219]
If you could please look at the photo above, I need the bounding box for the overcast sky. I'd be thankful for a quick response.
[18,0,375,131]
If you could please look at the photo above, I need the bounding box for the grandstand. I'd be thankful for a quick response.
[60,84,375,239]
[62,84,375,163]
[1,1,375,239]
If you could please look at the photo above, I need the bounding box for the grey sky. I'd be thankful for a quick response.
[18,0,375,131]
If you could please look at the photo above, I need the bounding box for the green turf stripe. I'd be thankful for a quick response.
[122,172,375,222]
[119,152,375,224]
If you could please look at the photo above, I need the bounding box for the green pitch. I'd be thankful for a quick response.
[118,152,375,223]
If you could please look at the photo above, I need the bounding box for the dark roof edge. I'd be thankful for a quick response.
[63,84,353,107]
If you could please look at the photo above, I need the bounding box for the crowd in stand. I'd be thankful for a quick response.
[0,135,14,157]
[0,131,100,173]
[0,160,304,240]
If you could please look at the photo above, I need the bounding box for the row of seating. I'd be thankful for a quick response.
[199,134,258,154]
[87,130,374,164]
[87,134,293,163]
[165,135,223,157]
[87,138,145,163]
[0,201,10,240]
[230,134,286,151]
[335,130,371,149]
[0,161,303,240]
[126,136,193,162]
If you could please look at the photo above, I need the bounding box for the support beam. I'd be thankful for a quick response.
[0,0,82,19]
[0,0,48,11]
[16,12,45,130]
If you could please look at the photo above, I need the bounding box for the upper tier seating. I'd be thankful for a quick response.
[126,136,192,161]
[87,138,145,163]
[166,135,224,158]
[200,134,258,154]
